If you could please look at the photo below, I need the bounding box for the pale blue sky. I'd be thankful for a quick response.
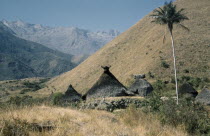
[0,0,173,31]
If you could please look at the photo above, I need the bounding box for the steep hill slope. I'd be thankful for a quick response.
[39,0,210,95]
[0,22,76,80]
[2,20,120,57]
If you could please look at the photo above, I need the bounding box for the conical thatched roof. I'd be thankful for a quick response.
[64,84,82,102]
[85,66,128,99]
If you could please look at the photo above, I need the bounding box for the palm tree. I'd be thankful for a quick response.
[151,1,189,104]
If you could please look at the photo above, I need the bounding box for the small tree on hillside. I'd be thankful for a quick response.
[150,1,189,104]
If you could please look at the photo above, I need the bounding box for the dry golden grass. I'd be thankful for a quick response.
[0,106,188,136]
[119,106,188,136]
[36,0,210,96]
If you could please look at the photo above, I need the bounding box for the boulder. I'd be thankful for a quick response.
[128,78,153,97]
[196,88,210,105]
[178,83,198,98]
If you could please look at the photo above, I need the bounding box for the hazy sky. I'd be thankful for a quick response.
[0,0,173,32]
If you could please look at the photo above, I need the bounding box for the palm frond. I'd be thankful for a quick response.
[152,9,164,16]
[177,23,190,32]
[158,7,165,14]
[150,1,189,32]
[177,8,185,14]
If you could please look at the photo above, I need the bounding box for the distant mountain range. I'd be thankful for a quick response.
[2,20,120,59]
[0,22,76,80]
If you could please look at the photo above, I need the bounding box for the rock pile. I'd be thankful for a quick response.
[196,87,210,105]
[128,75,153,97]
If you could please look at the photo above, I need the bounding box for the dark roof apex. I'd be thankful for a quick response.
[101,66,111,73]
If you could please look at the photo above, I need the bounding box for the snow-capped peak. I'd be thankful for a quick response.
[14,19,26,27]
[2,20,120,56]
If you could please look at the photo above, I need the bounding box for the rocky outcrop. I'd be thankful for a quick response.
[128,76,153,97]
[178,83,198,98]
[196,88,210,105]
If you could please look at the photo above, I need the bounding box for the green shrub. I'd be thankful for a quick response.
[189,77,202,88]
[152,80,166,91]
[145,93,210,135]
[51,92,64,105]
[7,95,46,106]
[146,92,163,112]
[180,75,191,82]
[203,77,210,83]
[144,91,210,135]
[148,71,155,78]
[23,82,41,91]
[161,61,170,68]
[39,78,50,84]
[183,69,190,73]
[159,98,210,135]
[8,96,26,106]
[178,76,208,89]
[20,89,31,94]
[171,77,176,84]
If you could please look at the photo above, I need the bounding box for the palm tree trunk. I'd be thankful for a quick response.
[170,30,179,105]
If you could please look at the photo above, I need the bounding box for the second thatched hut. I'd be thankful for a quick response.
[63,84,82,102]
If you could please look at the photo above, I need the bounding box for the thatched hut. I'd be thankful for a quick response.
[84,66,128,100]
[63,84,82,102]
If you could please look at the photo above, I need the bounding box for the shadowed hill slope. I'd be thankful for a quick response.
[39,0,210,96]
[0,22,76,80]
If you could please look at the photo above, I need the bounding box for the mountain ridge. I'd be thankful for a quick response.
[2,20,120,57]
[0,22,76,80]
[37,0,210,96]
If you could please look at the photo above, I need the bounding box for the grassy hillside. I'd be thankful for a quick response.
[0,22,76,80]
[39,0,210,95]
[0,78,50,102]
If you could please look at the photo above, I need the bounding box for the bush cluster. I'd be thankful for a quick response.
[50,92,80,108]
[7,95,46,106]
[22,78,50,93]
[161,61,170,68]
[178,76,209,89]
[145,93,210,135]
[23,82,42,91]
[51,92,64,105]
[160,98,210,134]
[152,80,166,91]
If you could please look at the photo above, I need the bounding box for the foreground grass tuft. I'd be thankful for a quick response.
[0,105,188,136]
